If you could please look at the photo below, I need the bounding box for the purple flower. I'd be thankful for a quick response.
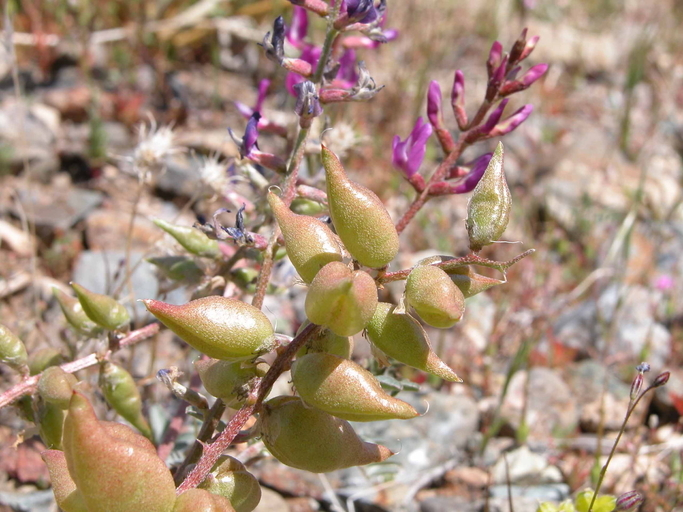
[285,45,321,96]
[488,104,533,137]
[427,80,443,129]
[450,152,492,193]
[293,81,323,126]
[482,99,509,133]
[392,117,432,178]
[655,274,674,291]
[344,0,380,24]
[520,63,548,87]
[486,41,503,77]
[451,70,467,129]
[336,49,358,87]
[241,112,260,158]
[286,6,308,48]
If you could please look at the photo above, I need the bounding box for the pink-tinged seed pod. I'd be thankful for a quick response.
[296,322,354,359]
[365,303,462,382]
[38,366,78,409]
[153,218,220,258]
[53,287,103,336]
[41,450,88,512]
[199,456,262,512]
[448,265,504,297]
[194,359,266,407]
[28,347,64,375]
[37,401,65,449]
[71,283,130,331]
[62,392,177,512]
[405,265,465,328]
[100,420,158,455]
[292,352,419,421]
[0,323,28,374]
[268,191,344,283]
[143,297,276,360]
[259,396,393,473]
[304,261,378,336]
[100,362,152,439]
[322,146,399,268]
[174,488,236,512]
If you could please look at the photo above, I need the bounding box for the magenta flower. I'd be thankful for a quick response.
[488,104,533,137]
[392,117,433,178]
[286,45,322,96]
[427,80,443,129]
[450,152,492,193]
[286,6,309,49]
[240,112,260,158]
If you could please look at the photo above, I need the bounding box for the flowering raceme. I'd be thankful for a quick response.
[392,117,432,179]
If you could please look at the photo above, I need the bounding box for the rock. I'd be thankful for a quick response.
[489,483,570,501]
[85,208,162,251]
[254,487,290,512]
[254,460,326,500]
[491,446,563,485]
[0,490,55,512]
[458,292,496,354]
[419,496,482,512]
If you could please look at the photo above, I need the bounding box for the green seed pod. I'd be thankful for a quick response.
[28,347,64,375]
[174,488,236,512]
[100,362,152,439]
[38,366,78,409]
[365,303,462,382]
[53,287,103,336]
[42,450,88,512]
[292,352,418,421]
[38,400,65,449]
[199,456,262,512]
[290,198,325,216]
[260,396,393,473]
[143,296,275,360]
[194,359,265,407]
[304,262,378,336]
[62,392,177,512]
[147,256,204,283]
[405,265,465,328]
[0,323,28,374]
[322,146,399,268]
[229,267,259,293]
[71,283,130,331]
[153,218,220,258]
[448,265,504,297]
[296,322,353,359]
[465,142,511,252]
[268,191,344,283]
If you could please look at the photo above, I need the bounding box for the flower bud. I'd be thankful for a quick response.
[100,362,152,439]
[365,302,462,382]
[268,191,344,283]
[62,392,177,512]
[615,490,644,511]
[405,265,465,328]
[28,347,64,375]
[147,256,203,284]
[37,400,65,449]
[71,282,130,331]
[260,396,393,472]
[322,146,399,268]
[174,489,236,512]
[488,104,533,137]
[292,352,418,421]
[38,366,78,409]
[0,323,28,373]
[296,322,353,359]
[53,287,103,336]
[448,265,504,297]
[451,70,467,130]
[194,359,264,407]
[465,142,511,252]
[143,296,276,360]
[153,218,220,258]
[630,372,644,401]
[199,456,261,512]
[304,262,378,336]
[41,450,88,512]
[653,372,670,387]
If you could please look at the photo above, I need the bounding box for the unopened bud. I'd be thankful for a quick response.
[630,372,644,401]
[261,16,285,64]
[486,41,503,78]
[153,218,220,258]
[653,371,670,387]
[293,81,323,128]
[451,70,467,130]
[0,323,28,374]
[615,490,644,511]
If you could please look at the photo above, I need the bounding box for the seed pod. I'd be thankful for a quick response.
[63,392,177,512]
[143,297,276,360]
[200,456,262,512]
[268,191,344,283]
[174,488,236,512]
[290,198,325,216]
[260,396,393,473]
[38,366,78,409]
[147,256,204,284]
[296,322,353,359]
[230,267,260,293]
[405,265,465,328]
[322,146,399,268]
[465,142,511,252]
[292,352,418,421]
[304,261,378,336]
[53,288,103,336]
[194,359,266,406]
[38,400,65,449]
[100,362,152,439]
[365,303,462,382]
[41,450,88,512]
[71,283,130,331]
[100,420,158,455]
[0,323,28,374]
[448,265,504,297]
[28,347,64,375]
[153,218,220,258]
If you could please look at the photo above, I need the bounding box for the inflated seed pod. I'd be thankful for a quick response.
[230,268,260,293]
[153,218,220,258]
[290,198,325,216]
[38,366,78,409]
[259,396,393,473]
[322,146,399,268]
[37,400,65,449]
[62,392,177,512]
[405,265,465,328]
[42,450,88,512]
[53,287,103,336]
[28,347,64,375]
[365,303,462,382]
[99,420,158,455]
[143,296,276,360]
[268,191,344,283]
[174,488,236,512]
[147,256,204,284]
[465,142,511,252]
[100,362,152,439]
[448,265,504,297]
[304,261,378,336]
[296,322,353,359]
[292,352,418,421]
[0,323,28,373]
[194,359,266,407]
[199,456,262,512]
[71,283,130,331]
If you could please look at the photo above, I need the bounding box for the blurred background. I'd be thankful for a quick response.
[0,0,682,511]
